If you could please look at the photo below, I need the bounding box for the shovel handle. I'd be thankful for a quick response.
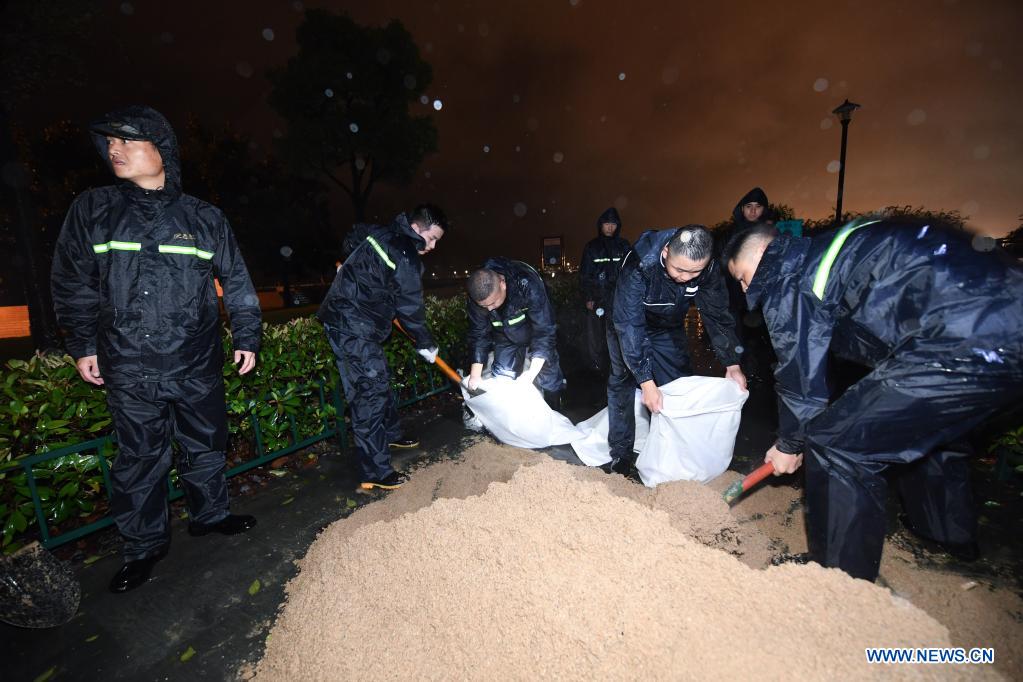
[723,461,776,504]
[392,320,464,385]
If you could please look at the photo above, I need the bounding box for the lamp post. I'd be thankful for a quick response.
[832,99,861,224]
[279,245,293,307]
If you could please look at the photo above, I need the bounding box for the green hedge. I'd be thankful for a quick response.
[0,296,469,550]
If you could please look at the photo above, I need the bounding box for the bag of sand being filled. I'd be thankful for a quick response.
[571,375,748,485]
[460,375,586,449]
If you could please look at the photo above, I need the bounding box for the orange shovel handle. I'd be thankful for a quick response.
[392,320,464,385]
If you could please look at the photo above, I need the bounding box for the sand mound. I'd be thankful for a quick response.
[255,445,981,680]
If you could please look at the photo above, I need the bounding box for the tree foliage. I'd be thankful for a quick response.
[268,9,438,220]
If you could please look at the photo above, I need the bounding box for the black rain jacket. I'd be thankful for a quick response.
[467,258,557,365]
[731,186,777,231]
[745,219,1023,454]
[612,228,741,385]
[318,213,435,349]
[51,105,261,385]
[579,207,630,307]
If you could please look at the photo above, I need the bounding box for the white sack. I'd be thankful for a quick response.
[571,376,748,486]
[460,376,586,449]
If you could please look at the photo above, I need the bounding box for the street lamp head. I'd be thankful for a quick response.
[832,99,861,123]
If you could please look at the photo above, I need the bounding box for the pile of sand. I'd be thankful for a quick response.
[254,444,981,680]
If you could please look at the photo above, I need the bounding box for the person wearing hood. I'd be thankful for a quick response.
[721,187,778,380]
[466,258,565,409]
[51,106,262,593]
[318,205,447,490]
[723,220,1023,582]
[607,225,747,475]
[579,207,630,374]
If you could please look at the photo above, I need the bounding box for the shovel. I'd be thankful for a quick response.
[391,320,486,396]
[0,542,81,628]
[722,462,776,505]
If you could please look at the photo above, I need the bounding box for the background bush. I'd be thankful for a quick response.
[0,296,468,551]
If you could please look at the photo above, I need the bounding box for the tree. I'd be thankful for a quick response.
[268,9,437,221]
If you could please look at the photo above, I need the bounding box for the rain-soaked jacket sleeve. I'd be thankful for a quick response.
[579,241,599,302]
[51,193,100,360]
[467,299,492,365]
[767,290,834,454]
[526,278,557,361]
[213,214,262,353]
[393,255,435,350]
[694,266,741,367]
[612,265,654,385]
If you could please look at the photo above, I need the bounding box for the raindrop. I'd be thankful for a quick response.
[346,72,353,80]
[272,129,283,139]
[961,200,979,215]
[376,48,392,65]
[478,22,490,37]
[420,95,429,105]
[614,195,628,210]
[661,66,679,85]
[513,202,528,217]
[552,151,565,163]
[820,118,833,130]
[737,156,747,166]
[403,74,417,89]
[599,115,606,123]
[433,99,443,111]
[971,235,996,252]
[965,41,983,57]
[906,109,927,126]
[424,171,431,178]
[989,59,1003,71]
[349,123,359,133]
[570,0,580,5]
[839,80,848,88]
[236,62,254,78]
[425,42,434,53]
[618,72,626,81]
[735,345,745,355]
[483,145,490,153]
[291,0,303,10]
[972,145,990,160]
[542,208,547,214]
[457,23,465,33]
[262,28,275,41]
[826,160,841,174]
[813,78,829,92]
[325,88,334,98]
[515,145,521,152]
[825,187,838,202]
[159,32,174,44]
[355,158,366,170]
[526,117,539,131]
[512,93,521,103]
[120,2,134,15]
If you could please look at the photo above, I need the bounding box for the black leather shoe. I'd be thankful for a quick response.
[188,514,257,537]
[609,456,636,477]
[109,549,167,594]
[388,437,420,448]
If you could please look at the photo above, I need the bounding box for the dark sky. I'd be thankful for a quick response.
[16,0,1023,268]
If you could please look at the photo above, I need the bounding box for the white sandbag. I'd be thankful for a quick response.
[571,376,748,486]
[460,376,586,449]
[570,392,649,467]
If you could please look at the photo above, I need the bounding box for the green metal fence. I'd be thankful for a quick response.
[1,356,456,551]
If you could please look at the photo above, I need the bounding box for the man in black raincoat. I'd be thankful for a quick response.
[724,220,1023,581]
[51,106,262,593]
[318,206,446,490]
[466,258,565,408]
[608,226,747,475]
[579,207,630,374]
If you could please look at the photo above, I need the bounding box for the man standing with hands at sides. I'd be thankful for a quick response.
[723,220,1023,582]
[607,225,747,476]
[579,207,630,374]
[318,205,447,491]
[465,258,566,410]
[51,105,262,594]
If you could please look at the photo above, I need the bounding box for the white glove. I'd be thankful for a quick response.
[517,357,545,383]
[417,347,438,364]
